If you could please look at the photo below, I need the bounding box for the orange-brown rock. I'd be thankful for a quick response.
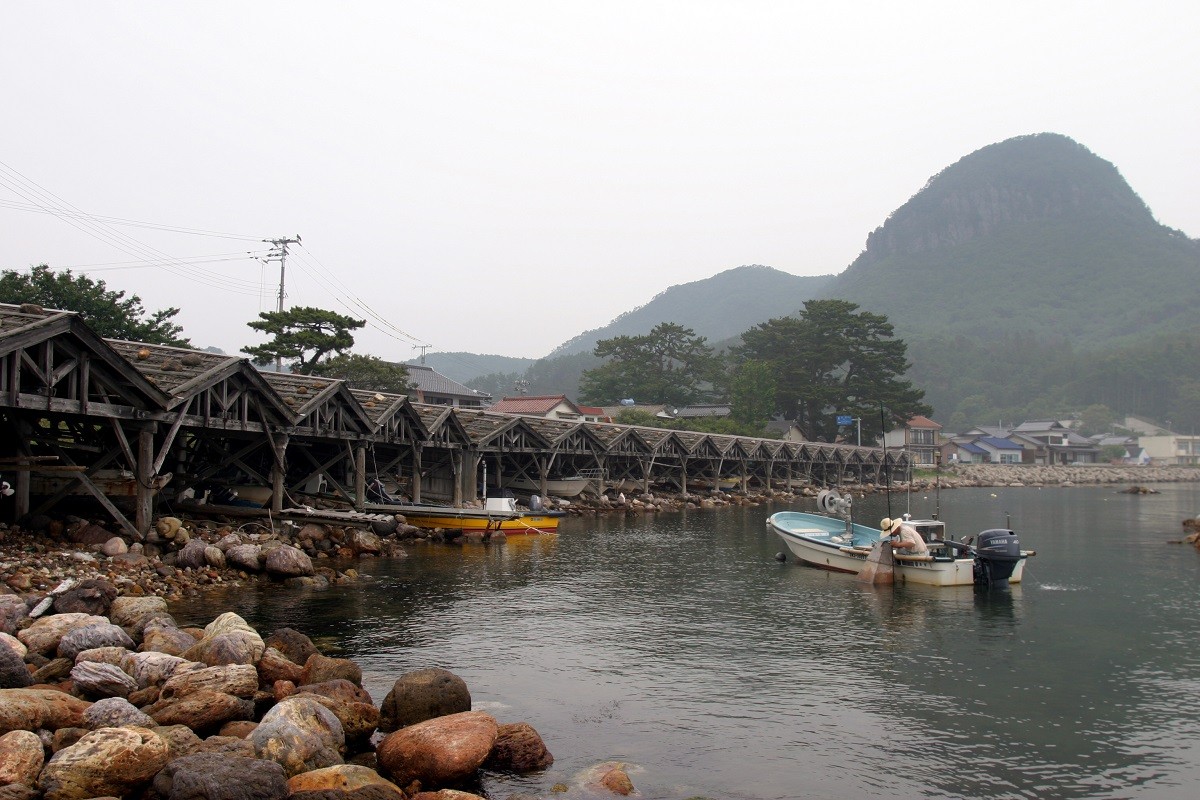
[375,711,497,789]
[285,764,404,797]
[484,722,553,772]
[0,729,45,787]
[0,689,91,735]
[38,726,170,800]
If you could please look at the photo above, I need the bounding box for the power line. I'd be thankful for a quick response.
[0,197,262,241]
[0,161,266,295]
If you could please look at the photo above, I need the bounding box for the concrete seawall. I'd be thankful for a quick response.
[933,464,1200,487]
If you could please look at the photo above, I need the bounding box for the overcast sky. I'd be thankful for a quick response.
[3,2,1196,366]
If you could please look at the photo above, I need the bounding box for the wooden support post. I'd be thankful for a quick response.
[134,423,155,540]
[538,457,549,499]
[270,431,288,515]
[452,450,463,506]
[353,443,367,511]
[411,448,423,505]
[680,460,688,496]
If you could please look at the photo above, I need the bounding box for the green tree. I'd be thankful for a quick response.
[735,299,929,442]
[580,323,720,407]
[242,307,364,373]
[0,264,187,345]
[729,360,777,426]
[308,353,412,393]
[1075,404,1115,436]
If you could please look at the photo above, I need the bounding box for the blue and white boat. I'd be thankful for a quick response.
[767,507,1031,587]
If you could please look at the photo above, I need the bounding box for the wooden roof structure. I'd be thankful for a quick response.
[1,302,909,532]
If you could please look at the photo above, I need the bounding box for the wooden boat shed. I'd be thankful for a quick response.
[0,304,909,536]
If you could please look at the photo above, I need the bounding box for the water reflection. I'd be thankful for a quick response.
[172,485,1200,799]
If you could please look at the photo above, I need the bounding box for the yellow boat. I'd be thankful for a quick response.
[367,497,563,535]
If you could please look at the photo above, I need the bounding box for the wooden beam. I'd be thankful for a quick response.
[135,423,155,538]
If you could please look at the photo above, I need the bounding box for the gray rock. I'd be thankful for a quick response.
[152,752,288,800]
[69,661,139,699]
[379,668,472,733]
[121,651,189,688]
[248,696,344,778]
[0,639,32,689]
[0,597,30,637]
[82,697,156,729]
[263,545,314,578]
[224,545,263,572]
[57,622,135,660]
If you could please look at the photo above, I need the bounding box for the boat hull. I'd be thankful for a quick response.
[502,476,591,498]
[401,510,561,534]
[768,511,1026,587]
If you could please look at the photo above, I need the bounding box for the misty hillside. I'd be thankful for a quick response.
[405,352,535,385]
[549,265,835,357]
[820,133,1200,345]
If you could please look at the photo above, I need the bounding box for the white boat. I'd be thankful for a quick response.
[502,474,593,498]
[767,510,1032,587]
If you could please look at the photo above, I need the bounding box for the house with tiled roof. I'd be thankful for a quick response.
[405,364,491,407]
[576,404,612,423]
[883,415,943,465]
[487,394,585,420]
[943,439,988,464]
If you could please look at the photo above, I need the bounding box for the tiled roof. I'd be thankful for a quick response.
[907,415,942,429]
[959,442,987,454]
[978,436,1023,450]
[676,404,731,418]
[406,364,487,399]
[488,395,575,415]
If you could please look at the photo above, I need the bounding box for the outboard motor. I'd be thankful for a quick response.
[973,528,1022,585]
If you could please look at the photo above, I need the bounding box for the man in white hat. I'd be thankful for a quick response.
[880,516,928,555]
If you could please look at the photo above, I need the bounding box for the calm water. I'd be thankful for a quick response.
[173,485,1200,800]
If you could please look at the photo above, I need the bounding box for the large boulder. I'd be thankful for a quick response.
[160,664,258,700]
[285,765,403,798]
[151,752,288,800]
[38,725,170,800]
[247,696,344,778]
[288,691,379,747]
[108,596,171,638]
[484,722,554,772]
[51,579,118,616]
[263,629,318,666]
[379,668,471,733]
[68,661,138,699]
[57,622,135,660]
[375,711,498,789]
[300,654,361,688]
[256,648,305,686]
[0,729,44,787]
[263,546,314,578]
[224,544,264,573]
[81,697,155,729]
[142,619,198,656]
[180,613,264,667]
[145,689,253,733]
[0,689,91,735]
[0,640,32,689]
[121,651,189,688]
[17,614,107,657]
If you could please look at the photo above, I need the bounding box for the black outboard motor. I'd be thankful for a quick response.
[974,529,1022,585]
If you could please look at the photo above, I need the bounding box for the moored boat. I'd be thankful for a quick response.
[767,510,1031,587]
[370,496,564,535]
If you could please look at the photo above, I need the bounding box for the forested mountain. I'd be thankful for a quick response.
[458,133,1200,430]
[821,133,1200,345]
[549,265,834,357]
[814,133,1200,427]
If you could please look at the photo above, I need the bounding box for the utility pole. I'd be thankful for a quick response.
[412,344,430,365]
[262,236,301,371]
[263,236,302,313]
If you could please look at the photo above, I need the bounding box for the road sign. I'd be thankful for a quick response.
[836,415,853,426]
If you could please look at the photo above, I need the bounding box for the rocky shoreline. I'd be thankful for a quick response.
[1,583,620,800]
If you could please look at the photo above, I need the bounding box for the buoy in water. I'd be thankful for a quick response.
[774,552,787,562]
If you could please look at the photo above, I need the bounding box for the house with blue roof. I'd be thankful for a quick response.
[976,436,1025,464]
